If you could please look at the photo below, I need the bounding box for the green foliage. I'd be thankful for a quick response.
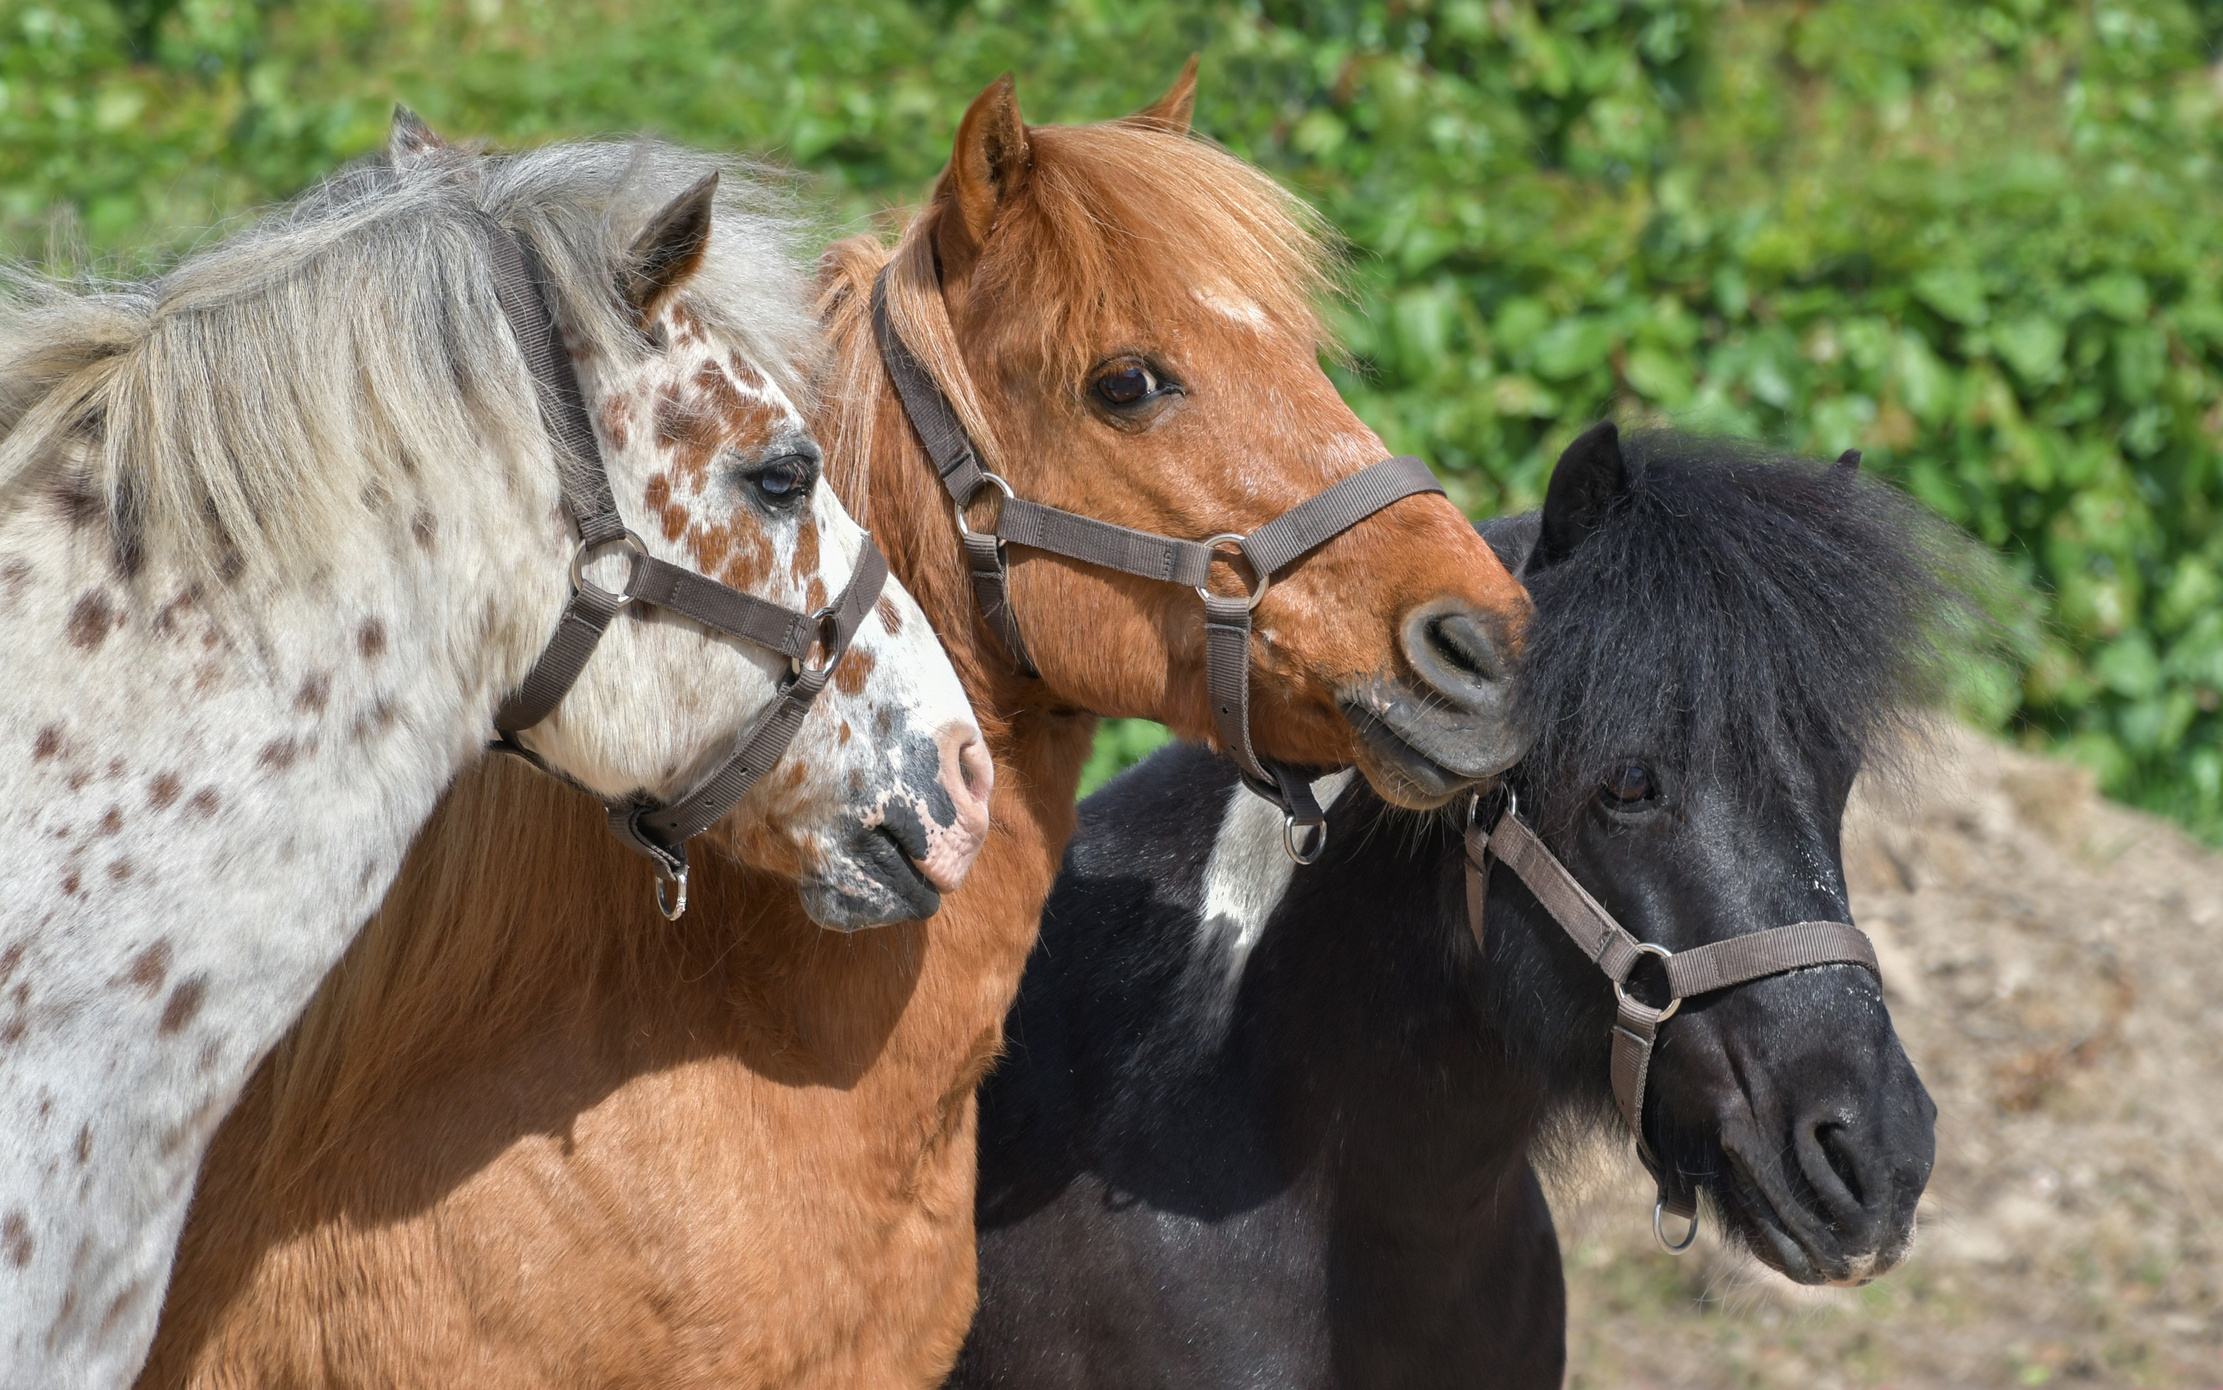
[9,0,2223,836]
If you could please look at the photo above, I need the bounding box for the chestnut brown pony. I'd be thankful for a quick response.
[141,67,1532,1388]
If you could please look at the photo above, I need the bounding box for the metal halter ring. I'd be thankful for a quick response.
[792,604,845,678]
[953,472,1018,540]
[655,866,689,921]
[1613,941,1683,1022]
[1283,813,1327,866]
[570,529,649,605]
[1654,1196,1699,1254]
[1195,533,1270,610]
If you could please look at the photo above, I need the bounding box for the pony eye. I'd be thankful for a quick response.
[1095,363,1158,406]
[1606,763,1655,803]
[751,456,811,500]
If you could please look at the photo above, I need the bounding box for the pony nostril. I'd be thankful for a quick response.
[1400,602,1515,706]
[1814,1122,1866,1210]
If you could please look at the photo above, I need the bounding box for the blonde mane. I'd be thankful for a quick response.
[0,141,818,586]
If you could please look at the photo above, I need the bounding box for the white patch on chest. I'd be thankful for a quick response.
[1197,769,1355,992]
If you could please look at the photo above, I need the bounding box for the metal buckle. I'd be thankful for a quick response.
[1283,813,1327,865]
[952,472,1017,539]
[1613,941,1682,1022]
[1195,533,1270,610]
[570,529,648,606]
[1654,1196,1699,1253]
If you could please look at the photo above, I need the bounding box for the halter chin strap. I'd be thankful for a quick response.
[871,267,1442,861]
[482,219,888,918]
[1462,793,1881,1251]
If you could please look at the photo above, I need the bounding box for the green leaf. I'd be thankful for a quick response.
[1913,267,1989,326]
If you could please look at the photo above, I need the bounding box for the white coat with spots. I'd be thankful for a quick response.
[0,118,989,1388]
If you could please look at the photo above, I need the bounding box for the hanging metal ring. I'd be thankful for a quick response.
[1613,941,1683,1023]
[1654,1196,1700,1254]
[1283,813,1327,866]
[655,867,689,921]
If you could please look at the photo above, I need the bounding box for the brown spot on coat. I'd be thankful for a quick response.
[877,597,903,635]
[152,588,197,636]
[645,473,688,542]
[600,396,632,453]
[0,945,18,986]
[2,1211,31,1266]
[148,773,181,810]
[833,647,876,698]
[350,699,398,744]
[159,977,207,1035]
[0,557,30,601]
[186,789,221,818]
[107,860,131,881]
[0,1019,21,1044]
[411,509,437,551]
[32,727,61,761]
[59,873,80,897]
[97,807,122,836]
[126,942,170,996]
[295,673,331,713]
[791,516,820,584]
[73,1126,91,1164]
[805,577,828,613]
[358,618,387,659]
[67,592,115,652]
[258,738,299,772]
[51,473,101,528]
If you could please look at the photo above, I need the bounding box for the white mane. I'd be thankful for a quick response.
[0,140,818,587]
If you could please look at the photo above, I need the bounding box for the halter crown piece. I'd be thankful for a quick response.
[1463,791,1883,1253]
[871,269,1443,864]
[482,219,888,920]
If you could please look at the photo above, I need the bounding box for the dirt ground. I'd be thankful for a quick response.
[1555,726,2223,1389]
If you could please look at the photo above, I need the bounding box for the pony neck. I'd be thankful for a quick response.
[0,469,561,1385]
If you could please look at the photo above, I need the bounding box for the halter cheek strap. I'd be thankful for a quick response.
[872,267,1443,861]
[483,220,887,918]
[1463,795,1880,1250]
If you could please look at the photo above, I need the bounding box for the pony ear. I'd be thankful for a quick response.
[1533,421,1628,572]
[621,172,719,329]
[1833,448,1863,474]
[1124,56,1198,135]
[389,105,448,167]
[935,74,1032,284]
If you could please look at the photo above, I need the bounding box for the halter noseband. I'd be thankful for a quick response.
[872,268,1442,862]
[1463,791,1882,1252]
[483,220,887,920]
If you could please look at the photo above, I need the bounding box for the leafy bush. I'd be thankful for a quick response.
[8,0,2221,835]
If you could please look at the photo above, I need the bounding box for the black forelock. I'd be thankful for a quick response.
[1505,430,1999,830]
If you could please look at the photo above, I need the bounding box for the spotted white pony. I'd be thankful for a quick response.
[0,114,988,1387]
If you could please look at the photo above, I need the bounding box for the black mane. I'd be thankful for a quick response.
[1492,431,1994,831]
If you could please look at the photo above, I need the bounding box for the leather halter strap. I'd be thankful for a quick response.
[1463,797,1880,1235]
[870,267,1442,852]
[483,219,887,913]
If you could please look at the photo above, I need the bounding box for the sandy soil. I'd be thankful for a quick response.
[1555,725,2223,1389]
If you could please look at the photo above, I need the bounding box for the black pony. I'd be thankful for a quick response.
[952,424,1986,1388]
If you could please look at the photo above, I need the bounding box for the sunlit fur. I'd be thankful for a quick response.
[951,437,1999,1388]
[140,71,1531,1389]
[0,131,978,1389]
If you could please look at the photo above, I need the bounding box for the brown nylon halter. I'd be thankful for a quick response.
[871,267,1444,862]
[1462,791,1881,1251]
[483,219,888,919]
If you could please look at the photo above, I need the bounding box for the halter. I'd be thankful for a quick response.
[482,220,888,920]
[1462,791,1882,1252]
[872,268,1443,863]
